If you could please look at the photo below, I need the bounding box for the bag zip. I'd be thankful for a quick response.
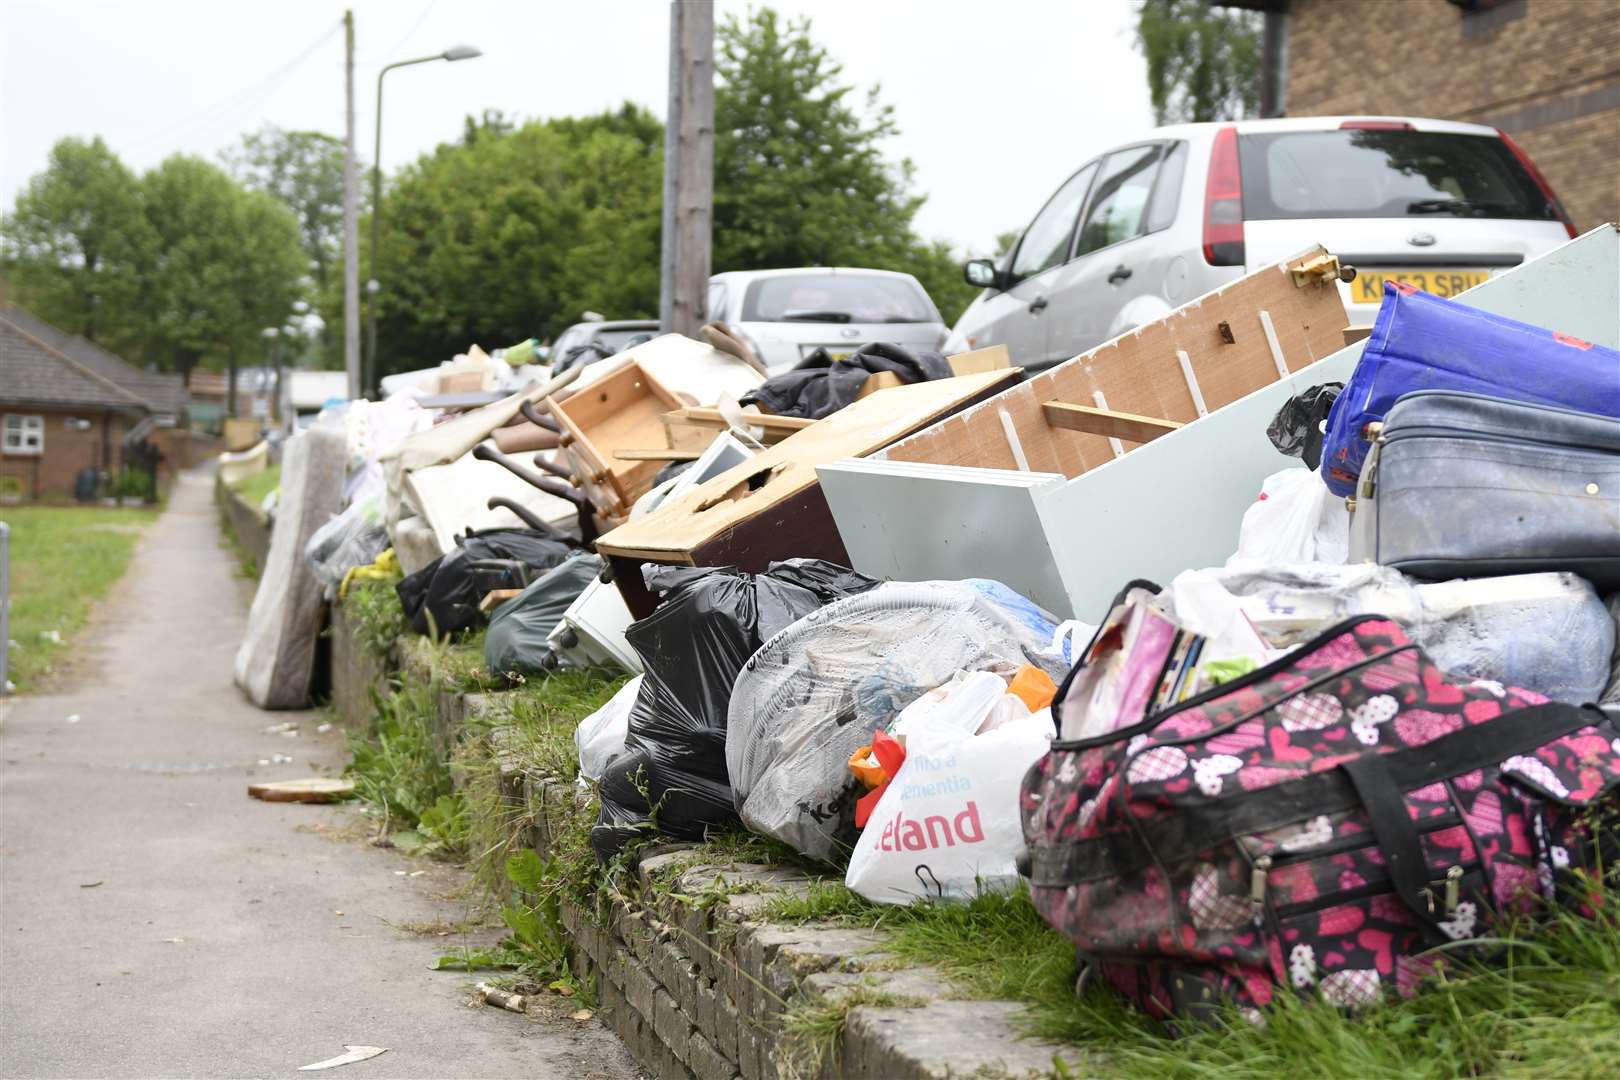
[1263,812,1464,868]
[1051,614,1405,751]
[1272,861,1477,921]
[1383,424,1620,456]
[1122,640,1418,756]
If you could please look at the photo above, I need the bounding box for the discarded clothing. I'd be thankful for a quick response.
[551,339,618,377]
[740,342,951,420]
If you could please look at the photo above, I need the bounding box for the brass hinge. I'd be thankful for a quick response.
[1291,253,1356,289]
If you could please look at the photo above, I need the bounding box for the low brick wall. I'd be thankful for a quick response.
[335,613,1079,1079]
[214,471,271,573]
[328,599,391,730]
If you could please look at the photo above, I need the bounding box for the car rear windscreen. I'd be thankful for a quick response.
[1238,130,1559,222]
[594,327,656,354]
[741,274,938,323]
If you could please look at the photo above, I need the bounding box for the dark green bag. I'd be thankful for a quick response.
[484,554,601,676]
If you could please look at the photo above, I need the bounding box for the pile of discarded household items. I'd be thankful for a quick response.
[233,225,1620,1021]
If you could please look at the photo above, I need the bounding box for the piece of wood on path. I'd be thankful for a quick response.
[298,1045,388,1071]
[248,777,355,804]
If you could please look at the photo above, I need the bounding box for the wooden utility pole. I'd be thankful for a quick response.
[658,0,714,338]
[342,9,361,400]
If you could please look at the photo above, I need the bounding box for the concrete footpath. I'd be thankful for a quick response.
[0,468,640,1079]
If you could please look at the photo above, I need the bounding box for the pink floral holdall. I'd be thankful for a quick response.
[1019,614,1620,1021]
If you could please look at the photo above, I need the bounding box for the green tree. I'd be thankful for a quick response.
[1135,0,1262,124]
[369,106,664,375]
[223,126,350,365]
[1,136,155,352]
[712,8,978,325]
[141,155,307,383]
[713,8,921,271]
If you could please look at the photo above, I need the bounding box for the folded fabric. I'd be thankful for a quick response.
[740,341,951,419]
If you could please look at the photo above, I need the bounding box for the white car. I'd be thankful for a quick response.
[707,267,955,375]
[955,115,1577,371]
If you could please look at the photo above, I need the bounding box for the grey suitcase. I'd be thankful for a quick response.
[1348,390,1620,587]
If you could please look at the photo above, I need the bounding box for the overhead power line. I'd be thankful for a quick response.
[120,19,344,154]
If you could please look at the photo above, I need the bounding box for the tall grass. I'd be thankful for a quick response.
[766,870,1620,1079]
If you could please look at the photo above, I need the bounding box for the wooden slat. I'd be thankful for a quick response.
[478,588,523,613]
[671,407,815,433]
[614,448,704,462]
[1041,402,1183,445]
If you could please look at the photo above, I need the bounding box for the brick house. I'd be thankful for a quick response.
[1227,0,1619,231]
[0,312,156,500]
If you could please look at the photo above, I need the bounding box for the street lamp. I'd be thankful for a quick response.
[365,44,483,398]
[260,326,284,426]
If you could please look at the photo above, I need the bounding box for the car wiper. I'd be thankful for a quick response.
[779,309,854,323]
[1406,198,1516,216]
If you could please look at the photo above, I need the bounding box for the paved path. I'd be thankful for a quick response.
[0,468,640,1079]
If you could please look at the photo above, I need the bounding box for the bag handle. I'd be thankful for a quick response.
[1341,753,1450,943]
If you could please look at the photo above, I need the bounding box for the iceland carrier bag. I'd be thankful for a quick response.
[1020,614,1620,1019]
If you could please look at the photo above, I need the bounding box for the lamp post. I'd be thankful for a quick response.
[365,44,482,398]
[260,327,284,427]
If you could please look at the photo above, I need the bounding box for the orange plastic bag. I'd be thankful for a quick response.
[1008,664,1057,712]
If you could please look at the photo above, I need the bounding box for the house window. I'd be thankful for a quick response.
[2,414,45,455]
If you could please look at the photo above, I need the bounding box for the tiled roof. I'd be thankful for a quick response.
[0,318,152,412]
[0,307,185,417]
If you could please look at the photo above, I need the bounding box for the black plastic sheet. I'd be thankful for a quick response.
[589,559,878,861]
[396,528,575,637]
[1267,382,1343,471]
[739,342,952,420]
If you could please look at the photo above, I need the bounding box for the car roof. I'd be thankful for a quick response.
[565,319,659,332]
[709,266,922,284]
[1143,115,1502,141]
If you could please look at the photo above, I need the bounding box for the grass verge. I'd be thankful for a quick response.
[1,504,158,691]
[763,869,1620,1079]
[229,463,280,508]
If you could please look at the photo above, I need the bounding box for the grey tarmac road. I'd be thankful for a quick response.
[0,468,640,1080]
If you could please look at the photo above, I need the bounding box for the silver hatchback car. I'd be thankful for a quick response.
[954,115,1577,371]
[707,267,953,375]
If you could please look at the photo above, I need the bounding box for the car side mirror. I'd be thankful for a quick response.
[963,258,1001,290]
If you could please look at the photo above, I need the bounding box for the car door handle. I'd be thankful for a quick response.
[1028,296,1048,313]
[1107,265,1132,284]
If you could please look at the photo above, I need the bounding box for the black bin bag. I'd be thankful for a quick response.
[396,528,574,637]
[590,559,878,861]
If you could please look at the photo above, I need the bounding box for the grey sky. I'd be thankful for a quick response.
[1,0,1153,256]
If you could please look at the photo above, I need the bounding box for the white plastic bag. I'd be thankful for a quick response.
[1228,468,1348,566]
[575,675,641,782]
[845,708,1054,905]
[889,670,1013,741]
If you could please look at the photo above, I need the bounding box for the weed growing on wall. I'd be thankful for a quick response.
[345,576,406,661]
[346,683,466,858]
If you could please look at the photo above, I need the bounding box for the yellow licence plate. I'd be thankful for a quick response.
[1352,268,1489,303]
